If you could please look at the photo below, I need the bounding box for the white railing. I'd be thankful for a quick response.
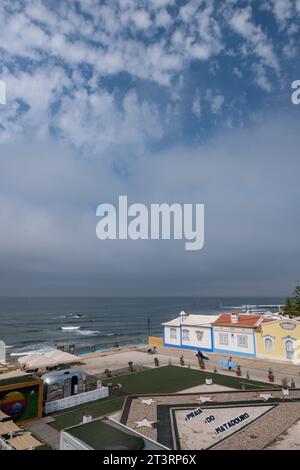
[45,387,109,414]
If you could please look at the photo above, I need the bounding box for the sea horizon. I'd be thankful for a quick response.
[0,295,285,359]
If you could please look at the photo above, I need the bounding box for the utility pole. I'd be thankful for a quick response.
[147,316,151,337]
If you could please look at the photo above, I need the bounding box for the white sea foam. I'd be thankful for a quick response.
[75,330,101,336]
[60,326,81,330]
[59,314,87,319]
[10,346,55,357]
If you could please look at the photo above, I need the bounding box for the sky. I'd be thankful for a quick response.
[0,0,300,297]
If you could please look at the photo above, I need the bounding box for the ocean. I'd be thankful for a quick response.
[0,296,284,358]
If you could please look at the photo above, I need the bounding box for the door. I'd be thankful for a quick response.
[285,340,294,360]
[63,377,72,397]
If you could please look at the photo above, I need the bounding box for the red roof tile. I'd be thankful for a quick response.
[212,313,274,329]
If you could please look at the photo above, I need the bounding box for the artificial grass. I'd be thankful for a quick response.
[49,395,124,431]
[49,366,277,431]
[68,419,144,450]
[103,365,278,394]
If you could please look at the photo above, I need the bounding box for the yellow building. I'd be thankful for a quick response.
[256,318,300,363]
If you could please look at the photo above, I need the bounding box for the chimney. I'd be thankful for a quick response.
[231,312,238,323]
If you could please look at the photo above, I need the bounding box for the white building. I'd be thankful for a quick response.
[212,313,270,358]
[60,417,167,450]
[162,311,220,352]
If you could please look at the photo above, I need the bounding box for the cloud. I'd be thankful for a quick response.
[0,1,300,295]
[229,6,279,71]
[192,90,202,117]
[0,112,299,295]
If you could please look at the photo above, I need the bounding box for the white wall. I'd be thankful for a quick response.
[181,326,212,350]
[60,432,91,450]
[45,387,109,414]
[0,340,6,363]
[164,325,180,346]
[164,324,213,350]
[213,326,255,356]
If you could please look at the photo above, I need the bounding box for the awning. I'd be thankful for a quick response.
[0,421,21,435]
[0,410,10,421]
[7,432,43,450]
[18,350,78,369]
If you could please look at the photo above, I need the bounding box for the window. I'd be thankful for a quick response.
[182,329,190,341]
[195,330,204,342]
[264,337,273,352]
[237,335,248,348]
[170,327,177,340]
[285,339,294,360]
[219,332,229,345]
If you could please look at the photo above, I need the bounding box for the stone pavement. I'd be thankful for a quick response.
[212,401,300,450]
[25,418,60,449]
[120,388,300,450]
[150,345,300,387]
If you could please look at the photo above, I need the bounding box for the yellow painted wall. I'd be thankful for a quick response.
[256,319,300,362]
[148,336,163,346]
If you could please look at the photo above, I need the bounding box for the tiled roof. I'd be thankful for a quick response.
[212,313,274,329]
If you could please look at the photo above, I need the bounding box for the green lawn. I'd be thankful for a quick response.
[49,396,124,431]
[103,365,277,394]
[49,365,277,431]
[68,420,144,450]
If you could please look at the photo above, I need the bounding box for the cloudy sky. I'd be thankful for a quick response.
[0,0,299,297]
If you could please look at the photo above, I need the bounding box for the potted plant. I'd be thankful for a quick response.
[154,357,159,367]
[268,368,274,382]
[281,377,289,389]
[180,355,185,367]
[236,365,242,377]
[198,357,205,370]
[291,378,296,389]
[128,361,134,373]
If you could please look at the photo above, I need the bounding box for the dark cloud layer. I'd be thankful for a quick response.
[0,113,299,296]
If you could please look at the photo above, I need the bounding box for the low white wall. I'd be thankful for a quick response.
[45,386,109,414]
[60,431,91,450]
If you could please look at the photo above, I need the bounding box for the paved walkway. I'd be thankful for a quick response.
[79,344,300,387]
[150,345,300,387]
[25,418,60,450]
